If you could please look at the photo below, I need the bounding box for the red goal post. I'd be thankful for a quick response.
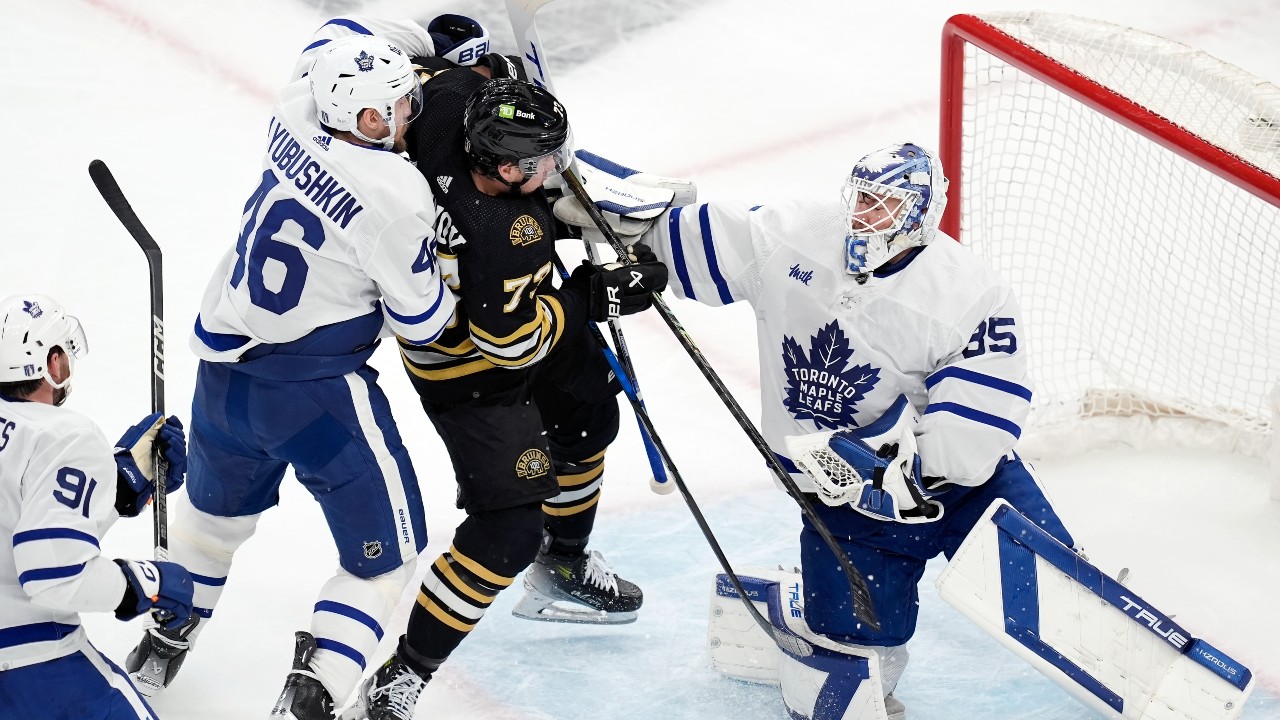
[938,12,1280,464]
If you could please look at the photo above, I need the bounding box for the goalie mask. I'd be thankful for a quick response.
[464,78,573,187]
[0,294,89,394]
[309,35,423,150]
[842,143,949,274]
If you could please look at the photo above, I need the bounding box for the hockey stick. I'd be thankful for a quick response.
[562,170,880,630]
[506,0,877,630]
[552,257,813,656]
[87,160,169,561]
[505,0,669,495]
[579,217,669,495]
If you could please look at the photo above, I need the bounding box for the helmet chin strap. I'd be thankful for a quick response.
[353,112,397,150]
[45,354,74,406]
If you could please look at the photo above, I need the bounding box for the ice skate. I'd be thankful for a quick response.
[886,693,906,720]
[269,631,335,720]
[125,615,200,697]
[341,653,429,720]
[511,548,642,624]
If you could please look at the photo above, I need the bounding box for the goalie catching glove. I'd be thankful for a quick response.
[785,395,943,524]
[561,260,668,322]
[552,149,697,245]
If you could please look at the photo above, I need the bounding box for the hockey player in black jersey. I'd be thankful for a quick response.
[344,66,668,719]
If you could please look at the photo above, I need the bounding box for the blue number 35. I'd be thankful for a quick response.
[230,171,326,315]
[964,316,1018,358]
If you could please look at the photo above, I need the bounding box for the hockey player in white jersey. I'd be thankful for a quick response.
[0,293,193,719]
[556,143,1074,718]
[123,18,467,720]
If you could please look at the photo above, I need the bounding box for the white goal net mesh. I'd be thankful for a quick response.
[949,12,1280,456]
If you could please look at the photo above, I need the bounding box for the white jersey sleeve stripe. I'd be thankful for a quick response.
[924,402,1023,439]
[925,366,1032,400]
[19,562,86,587]
[694,204,737,304]
[384,288,449,329]
[667,207,698,299]
[13,528,100,548]
[299,17,374,55]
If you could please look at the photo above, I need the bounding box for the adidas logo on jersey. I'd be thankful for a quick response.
[313,135,332,151]
[437,176,453,193]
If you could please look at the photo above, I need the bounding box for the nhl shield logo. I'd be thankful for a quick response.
[515,449,551,480]
[509,215,544,246]
[363,541,383,559]
[354,50,376,72]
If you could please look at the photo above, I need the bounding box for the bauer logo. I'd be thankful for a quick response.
[782,321,880,429]
[515,449,552,480]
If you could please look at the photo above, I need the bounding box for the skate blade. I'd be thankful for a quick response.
[510,588,637,625]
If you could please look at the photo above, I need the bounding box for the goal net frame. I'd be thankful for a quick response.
[938,12,1280,471]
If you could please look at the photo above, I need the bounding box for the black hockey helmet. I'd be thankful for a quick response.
[463,78,572,181]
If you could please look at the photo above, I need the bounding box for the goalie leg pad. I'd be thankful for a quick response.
[938,500,1254,719]
[707,569,892,720]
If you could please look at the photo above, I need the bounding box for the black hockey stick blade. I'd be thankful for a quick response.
[88,160,162,261]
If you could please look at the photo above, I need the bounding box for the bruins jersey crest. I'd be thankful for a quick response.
[515,448,552,479]
[509,215,544,246]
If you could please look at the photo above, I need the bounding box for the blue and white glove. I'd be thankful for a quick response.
[427,14,489,66]
[115,559,194,630]
[551,149,698,245]
[785,395,943,524]
[114,413,187,517]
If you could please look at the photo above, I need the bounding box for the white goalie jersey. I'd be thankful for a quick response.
[0,400,128,670]
[192,17,453,361]
[642,200,1032,489]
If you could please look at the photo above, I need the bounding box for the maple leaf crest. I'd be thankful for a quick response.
[781,321,880,429]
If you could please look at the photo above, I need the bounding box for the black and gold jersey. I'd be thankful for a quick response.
[399,64,587,397]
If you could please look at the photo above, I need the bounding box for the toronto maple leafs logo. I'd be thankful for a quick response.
[354,50,376,72]
[22,300,42,318]
[782,321,880,429]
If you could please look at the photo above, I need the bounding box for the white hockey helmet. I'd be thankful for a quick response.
[841,142,949,274]
[0,294,88,389]
[308,35,423,148]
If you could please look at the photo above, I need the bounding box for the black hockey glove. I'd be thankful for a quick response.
[476,52,528,80]
[625,241,658,264]
[563,260,668,322]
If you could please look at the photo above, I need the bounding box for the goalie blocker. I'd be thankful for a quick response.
[939,500,1253,719]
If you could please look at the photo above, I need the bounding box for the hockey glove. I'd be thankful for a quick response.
[427,13,489,66]
[115,413,188,517]
[551,149,698,245]
[115,559,195,630]
[562,260,669,322]
[785,395,943,524]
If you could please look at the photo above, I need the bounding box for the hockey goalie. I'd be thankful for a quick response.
[555,142,1255,719]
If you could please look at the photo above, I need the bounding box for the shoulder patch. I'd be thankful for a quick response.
[509,214,544,246]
